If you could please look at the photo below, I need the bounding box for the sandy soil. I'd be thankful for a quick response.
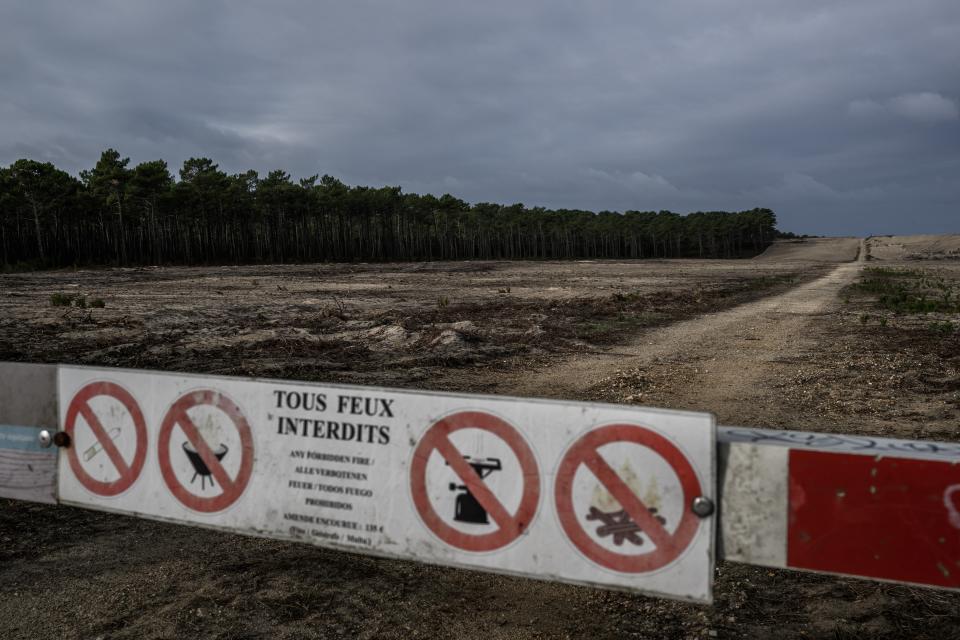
[0,259,816,390]
[866,234,960,261]
[753,237,861,262]
[2,239,960,639]
[497,243,865,414]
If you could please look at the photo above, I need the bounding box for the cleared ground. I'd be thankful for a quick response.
[753,236,861,262]
[500,244,866,424]
[2,236,959,639]
[0,258,818,391]
[867,234,960,261]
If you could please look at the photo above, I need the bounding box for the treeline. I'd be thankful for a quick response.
[0,150,778,268]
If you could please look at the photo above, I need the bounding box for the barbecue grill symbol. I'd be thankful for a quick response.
[587,462,664,546]
[447,456,502,524]
[182,440,229,490]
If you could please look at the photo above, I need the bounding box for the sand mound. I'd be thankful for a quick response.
[363,324,419,347]
[867,235,960,261]
[430,329,467,348]
[754,237,861,262]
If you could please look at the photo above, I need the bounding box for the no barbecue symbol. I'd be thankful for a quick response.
[64,381,148,496]
[555,424,703,573]
[410,411,540,552]
[158,389,254,513]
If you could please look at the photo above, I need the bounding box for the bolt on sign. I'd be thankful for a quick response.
[58,365,717,603]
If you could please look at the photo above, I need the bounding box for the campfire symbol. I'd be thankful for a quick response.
[587,461,665,547]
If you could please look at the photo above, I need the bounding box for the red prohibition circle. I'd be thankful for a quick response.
[555,424,703,573]
[158,389,254,513]
[410,411,540,552]
[64,381,148,497]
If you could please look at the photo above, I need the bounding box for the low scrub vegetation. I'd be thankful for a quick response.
[49,293,105,309]
[844,266,960,336]
[929,320,957,334]
[849,267,960,314]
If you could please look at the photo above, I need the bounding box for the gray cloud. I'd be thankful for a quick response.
[850,92,959,123]
[1,0,958,234]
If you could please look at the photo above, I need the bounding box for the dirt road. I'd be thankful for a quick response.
[500,239,865,429]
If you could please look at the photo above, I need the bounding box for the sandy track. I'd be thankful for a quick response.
[753,237,861,262]
[497,240,864,427]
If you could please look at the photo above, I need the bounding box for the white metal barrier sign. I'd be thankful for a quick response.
[58,365,716,602]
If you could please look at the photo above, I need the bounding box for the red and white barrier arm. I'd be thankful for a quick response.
[718,426,960,590]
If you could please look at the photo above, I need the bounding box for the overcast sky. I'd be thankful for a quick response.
[1,1,957,235]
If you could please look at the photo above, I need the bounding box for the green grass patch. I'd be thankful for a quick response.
[50,293,104,309]
[575,312,664,341]
[929,320,957,335]
[847,267,960,314]
[50,292,74,307]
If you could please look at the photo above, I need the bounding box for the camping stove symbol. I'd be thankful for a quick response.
[447,456,502,524]
[182,440,229,490]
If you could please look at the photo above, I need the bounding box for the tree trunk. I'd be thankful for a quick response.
[30,198,44,261]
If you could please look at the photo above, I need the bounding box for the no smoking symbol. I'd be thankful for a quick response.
[158,389,254,513]
[555,424,703,573]
[411,411,540,552]
[64,381,148,497]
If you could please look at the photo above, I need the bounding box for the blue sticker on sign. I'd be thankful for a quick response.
[0,424,55,453]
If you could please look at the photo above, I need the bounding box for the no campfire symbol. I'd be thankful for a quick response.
[555,423,704,573]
